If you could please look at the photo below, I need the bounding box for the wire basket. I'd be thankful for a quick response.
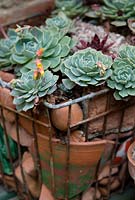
[0,78,135,199]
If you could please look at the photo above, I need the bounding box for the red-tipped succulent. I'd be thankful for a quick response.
[77,34,115,58]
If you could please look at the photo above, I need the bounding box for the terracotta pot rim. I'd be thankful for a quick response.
[127,141,135,166]
[38,133,114,147]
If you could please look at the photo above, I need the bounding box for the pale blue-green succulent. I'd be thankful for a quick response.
[61,48,112,89]
[11,70,58,111]
[107,45,135,100]
[0,29,19,69]
[101,0,135,26]
[46,12,72,35]
[86,0,135,27]
[53,0,88,18]
[11,26,75,74]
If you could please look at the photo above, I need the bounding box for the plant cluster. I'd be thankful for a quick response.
[0,13,74,73]
[1,11,135,112]
[86,0,135,28]
[101,0,135,27]
[53,0,88,18]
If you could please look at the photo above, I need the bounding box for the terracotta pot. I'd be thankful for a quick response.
[0,71,15,82]
[30,134,114,199]
[127,141,135,181]
[88,91,135,134]
[0,87,16,123]
[18,110,55,137]
[0,120,33,147]
[39,184,54,200]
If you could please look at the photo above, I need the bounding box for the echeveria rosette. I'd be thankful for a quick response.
[0,29,19,69]
[101,0,135,26]
[11,70,58,111]
[118,45,135,66]
[46,12,72,36]
[11,27,75,74]
[10,28,41,65]
[53,0,88,18]
[61,48,112,89]
[107,45,135,100]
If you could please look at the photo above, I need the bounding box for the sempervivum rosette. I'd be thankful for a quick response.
[107,45,135,100]
[101,0,135,26]
[61,48,112,89]
[11,70,58,111]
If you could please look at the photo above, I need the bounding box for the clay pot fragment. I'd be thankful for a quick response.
[39,184,54,200]
[99,176,115,186]
[15,152,41,198]
[0,88,16,122]
[82,187,101,200]
[22,152,37,178]
[99,187,108,197]
[127,141,135,181]
[1,120,32,147]
[119,161,127,181]
[98,164,118,181]
[51,103,83,131]
[18,110,55,136]
[0,71,15,82]
[70,130,85,142]
[110,178,120,191]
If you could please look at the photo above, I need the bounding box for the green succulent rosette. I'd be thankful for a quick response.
[107,45,135,100]
[11,70,58,111]
[46,12,72,35]
[61,48,112,89]
[53,0,88,18]
[0,29,19,69]
[101,0,135,26]
[10,26,75,74]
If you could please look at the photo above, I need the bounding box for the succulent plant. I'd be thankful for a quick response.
[107,45,135,100]
[53,0,88,18]
[101,0,135,26]
[61,48,112,89]
[10,26,75,73]
[86,0,135,27]
[0,29,19,69]
[76,34,114,58]
[11,70,58,111]
[46,12,72,36]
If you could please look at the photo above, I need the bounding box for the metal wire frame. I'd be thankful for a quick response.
[0,82,135,199]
